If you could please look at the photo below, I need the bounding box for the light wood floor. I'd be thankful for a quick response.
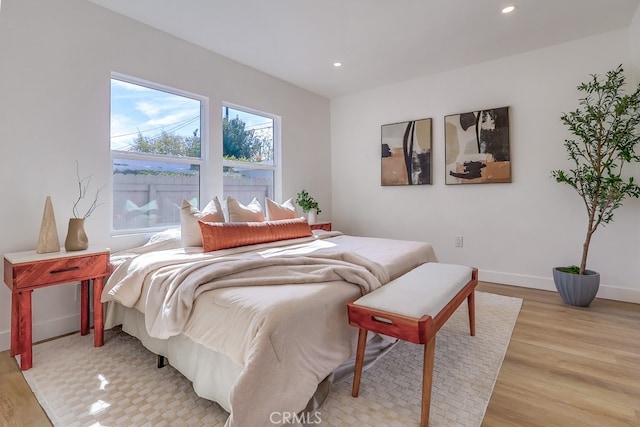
[480,283,640,427]
[1,283,639,426]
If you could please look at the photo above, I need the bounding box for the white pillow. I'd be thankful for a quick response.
[226,196,265,222]
[180,197,225,247]
[265,198,298,220]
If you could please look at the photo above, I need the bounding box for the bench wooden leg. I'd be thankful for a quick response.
[467,291,476,336]
[421,335,435,427]
[352,328,368,397]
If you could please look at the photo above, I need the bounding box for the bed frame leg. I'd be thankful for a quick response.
[157,355,166,368]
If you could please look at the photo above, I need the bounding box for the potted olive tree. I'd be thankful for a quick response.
[295,189,321,224]
[551,65,640,306]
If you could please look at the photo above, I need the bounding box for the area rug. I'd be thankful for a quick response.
[20,291,522,426]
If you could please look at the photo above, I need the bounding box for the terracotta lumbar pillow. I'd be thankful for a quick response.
[198,217,312,252]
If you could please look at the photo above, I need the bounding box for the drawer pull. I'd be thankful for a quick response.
[50,266,81,274]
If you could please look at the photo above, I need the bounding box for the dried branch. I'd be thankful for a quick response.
[72,160,105,219]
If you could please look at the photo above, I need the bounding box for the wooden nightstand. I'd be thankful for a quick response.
[310,222,332,231]
[3,247,110,370]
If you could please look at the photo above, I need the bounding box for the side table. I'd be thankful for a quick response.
[3,247,110,370]
[310,222,332,231]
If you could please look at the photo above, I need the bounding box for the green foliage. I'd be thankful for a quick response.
[558,265,581,275]
[295,189,321,214]
[129,117,271,163]
[131,129,201,158]
[551,65,640,274]
[223,116,270,162]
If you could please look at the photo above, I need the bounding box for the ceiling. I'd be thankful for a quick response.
[88,0,640,99]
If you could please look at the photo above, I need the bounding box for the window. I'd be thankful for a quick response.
[222,105,279,205]
[110,75,207,233]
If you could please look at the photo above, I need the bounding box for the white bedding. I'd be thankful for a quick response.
[102,231,437,426]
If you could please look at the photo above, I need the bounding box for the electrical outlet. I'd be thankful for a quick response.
[454,235,463,248]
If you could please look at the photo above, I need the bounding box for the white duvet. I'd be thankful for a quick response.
[102,231,437,426]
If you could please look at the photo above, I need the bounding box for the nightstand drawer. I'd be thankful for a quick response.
[6,253,109,290]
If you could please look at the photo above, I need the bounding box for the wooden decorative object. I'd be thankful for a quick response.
[36,196,60,254]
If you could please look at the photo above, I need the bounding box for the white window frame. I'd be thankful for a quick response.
[222,102,282,203]
[110,72,210,235]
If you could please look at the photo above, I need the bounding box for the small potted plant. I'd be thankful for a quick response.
[295,189,321,224]
[551,65,640,306]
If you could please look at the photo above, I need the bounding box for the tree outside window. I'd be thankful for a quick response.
[222,106,278,205]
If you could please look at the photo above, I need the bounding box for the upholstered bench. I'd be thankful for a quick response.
[347,262,478,427]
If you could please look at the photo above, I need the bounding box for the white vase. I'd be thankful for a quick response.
[307,209,317,224]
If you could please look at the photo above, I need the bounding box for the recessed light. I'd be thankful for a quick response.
[333,62,343,68]
[502,5,516,14]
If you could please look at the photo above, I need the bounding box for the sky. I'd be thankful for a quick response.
[110,78,201,151]
[110,78,273,152]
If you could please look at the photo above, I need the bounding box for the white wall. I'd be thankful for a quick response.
[0,0,331,351]
[331,29,640,303]
[631,5,640,83]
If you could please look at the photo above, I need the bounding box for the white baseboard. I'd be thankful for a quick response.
[480,270,640,304]
[0,313,82,353]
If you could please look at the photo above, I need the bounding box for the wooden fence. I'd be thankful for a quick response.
[113,174,272,229]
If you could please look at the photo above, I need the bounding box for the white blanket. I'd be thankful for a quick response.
[104,239,388,339]
[102,233,437,426]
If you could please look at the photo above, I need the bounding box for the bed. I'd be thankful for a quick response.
[102,226,437,426]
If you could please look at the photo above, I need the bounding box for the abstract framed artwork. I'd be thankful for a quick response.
[444,107,511,184]
[381,118,432,186]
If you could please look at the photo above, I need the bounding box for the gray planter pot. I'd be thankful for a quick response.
[552,267,600,307]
